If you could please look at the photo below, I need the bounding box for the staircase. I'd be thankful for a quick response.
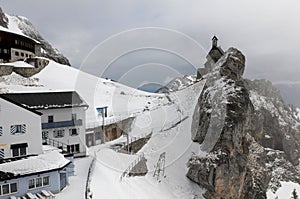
[120,153,147,181]
[43,138,69,154]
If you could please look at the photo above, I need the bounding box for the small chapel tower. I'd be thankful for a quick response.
[212,36,218,48]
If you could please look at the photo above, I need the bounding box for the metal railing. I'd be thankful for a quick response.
[120,153,145,181]
[42,119,82,129]
[44,138,69,153]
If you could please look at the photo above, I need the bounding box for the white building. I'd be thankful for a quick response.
[2,91,89,157]
[0,95,43,159]
[0,94,75,198]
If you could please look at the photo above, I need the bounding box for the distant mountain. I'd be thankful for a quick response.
[156,75,197,93]
[275,83,300,108]
[138,83,163,93]
[0,6,70,66]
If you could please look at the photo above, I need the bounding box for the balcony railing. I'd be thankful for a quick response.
[42,119,83,129]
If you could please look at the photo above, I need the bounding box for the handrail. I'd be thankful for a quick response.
[120,153,144,181]
[44,138,69,152]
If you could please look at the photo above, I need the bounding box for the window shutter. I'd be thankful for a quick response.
[0,149,4,159]
[10,125,16,135]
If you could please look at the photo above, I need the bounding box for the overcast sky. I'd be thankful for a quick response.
[1,0,300,92]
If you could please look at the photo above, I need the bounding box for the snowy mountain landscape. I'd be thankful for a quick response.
[1,3,300,199]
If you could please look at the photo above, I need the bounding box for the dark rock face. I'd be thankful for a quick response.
[245,79,300,165]
[14,16,71,66]
[188,48,263,198]
[0,6,70,66]
[0,7,8,28]
[188,47,300,198]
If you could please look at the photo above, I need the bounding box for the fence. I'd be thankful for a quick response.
[120,152,145,181]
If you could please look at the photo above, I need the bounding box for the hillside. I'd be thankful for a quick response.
[0,6,70,65]
[0,59,169,125]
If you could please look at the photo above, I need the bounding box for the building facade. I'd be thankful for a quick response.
[0,30,41,63]
[0,96,43,159]
[2,91,89,157]
[0,95,74,198]
[0,152,74,199]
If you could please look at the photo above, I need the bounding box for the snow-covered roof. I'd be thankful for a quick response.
[0,27,40,44]
[1,61,35,68]
[1,91,89,110]
[0,13,40,44]
[0,151,70,178]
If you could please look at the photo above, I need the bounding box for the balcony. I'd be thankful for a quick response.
[42,119,83,129]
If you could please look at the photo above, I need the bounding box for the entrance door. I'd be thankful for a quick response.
[60,173,67,191]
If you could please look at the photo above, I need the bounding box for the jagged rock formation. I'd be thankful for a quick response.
[0,7,8,28]
[157,75,197,93]
[187,46,300,198]
[0,7,70,66]
[188,48,262,198]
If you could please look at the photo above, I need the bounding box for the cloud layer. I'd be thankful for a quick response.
[1,0,300,88]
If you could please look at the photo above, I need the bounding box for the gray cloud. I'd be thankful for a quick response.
[1,0,300,89]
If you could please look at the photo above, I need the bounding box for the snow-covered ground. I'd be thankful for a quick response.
[87,79,206,199]
[267,181,300,199]
[3,60,300,198]
[0,60,168,124]
[1,60,206,198]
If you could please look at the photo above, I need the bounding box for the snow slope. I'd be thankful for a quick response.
[0,60,168,124]
[89,79,206,199]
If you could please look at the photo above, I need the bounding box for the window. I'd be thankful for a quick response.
[20,147,26,156]
[10,183,17,193]
[11,143,28,157]
[0,126,2,136]
[53,129,64,138]
[0,183,17,195]
[72,113,77,121]
[36,177,42,188]
[21,52,24,57]
[0,149,4,159]
[3,49,9,54]
[43,176,49,186]
[28,179,35,189]
[75,144,80,152]
[2,184,9,195]
[15,51,19,56]
[69,128,78,136]
[48,115,54,123]
[67,144,80,153]
[42,131,49,140]
[14,40,18,45]
[95,131,101,140]
[28,176,49,190]
[10,124,26,135]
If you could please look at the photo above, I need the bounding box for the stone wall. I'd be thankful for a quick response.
[0,65,14,76]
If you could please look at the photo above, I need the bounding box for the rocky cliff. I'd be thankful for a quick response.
[187,47,300,198]
[0,7,70,66]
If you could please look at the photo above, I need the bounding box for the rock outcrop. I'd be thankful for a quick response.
[0,7,8,28]
[188,48,261,198]
[12,16,71,66]
[187,47,300,198]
